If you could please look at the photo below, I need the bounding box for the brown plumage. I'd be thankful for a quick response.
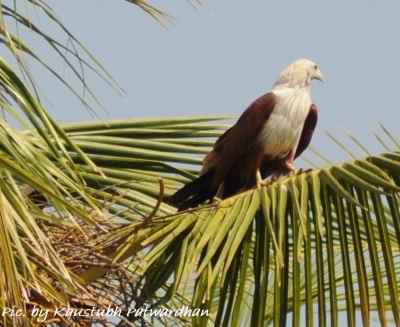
[169,59,323,210]
[168,94,318,210]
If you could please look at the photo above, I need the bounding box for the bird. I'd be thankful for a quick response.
[169,58,324,210]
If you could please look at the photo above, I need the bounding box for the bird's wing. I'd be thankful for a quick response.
[295,104,318,158]
[202,92,277,186]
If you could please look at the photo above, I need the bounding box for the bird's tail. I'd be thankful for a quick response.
[168,169,216,211]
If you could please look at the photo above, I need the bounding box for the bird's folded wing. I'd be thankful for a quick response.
[295,103,318,159]
[202,92,277,187]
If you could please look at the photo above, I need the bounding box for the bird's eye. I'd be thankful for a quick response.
[314,65,318,70]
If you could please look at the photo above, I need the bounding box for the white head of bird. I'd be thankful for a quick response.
[273,59,324,89]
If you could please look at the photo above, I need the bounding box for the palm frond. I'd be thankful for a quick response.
[64,116,400,326]
[0,0,199,113]
[31,116,231,221]
[0,56,115,325]
[0,0,126,114]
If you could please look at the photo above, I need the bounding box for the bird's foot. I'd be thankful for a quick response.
[281,161,298,176]
[257,180,272,189]
[256,170,266,190]
[283,161,296,172]
[212,196,223,206]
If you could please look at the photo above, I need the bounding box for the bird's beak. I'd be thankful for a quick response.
[314,69,325,83]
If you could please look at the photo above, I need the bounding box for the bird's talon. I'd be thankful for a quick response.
[213,197,222,205]
[256,183,264,190]
[282,161,296,174]
[260,180,271,187]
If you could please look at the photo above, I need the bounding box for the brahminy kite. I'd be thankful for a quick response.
[170,59,324,210]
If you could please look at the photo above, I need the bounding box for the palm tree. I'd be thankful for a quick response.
[1,1,400,326]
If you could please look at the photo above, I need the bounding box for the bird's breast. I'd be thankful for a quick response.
[256,88,311,159]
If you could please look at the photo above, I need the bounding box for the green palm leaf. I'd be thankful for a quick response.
[0,57,109,325]
[69,115,400,326]
[0,0,187,324]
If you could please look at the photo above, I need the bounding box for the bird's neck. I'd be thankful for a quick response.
[272,77,311,91]
[272,83,311,98]
[271,83,312,113]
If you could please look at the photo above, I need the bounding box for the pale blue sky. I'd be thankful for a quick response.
[35,0,400,165]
